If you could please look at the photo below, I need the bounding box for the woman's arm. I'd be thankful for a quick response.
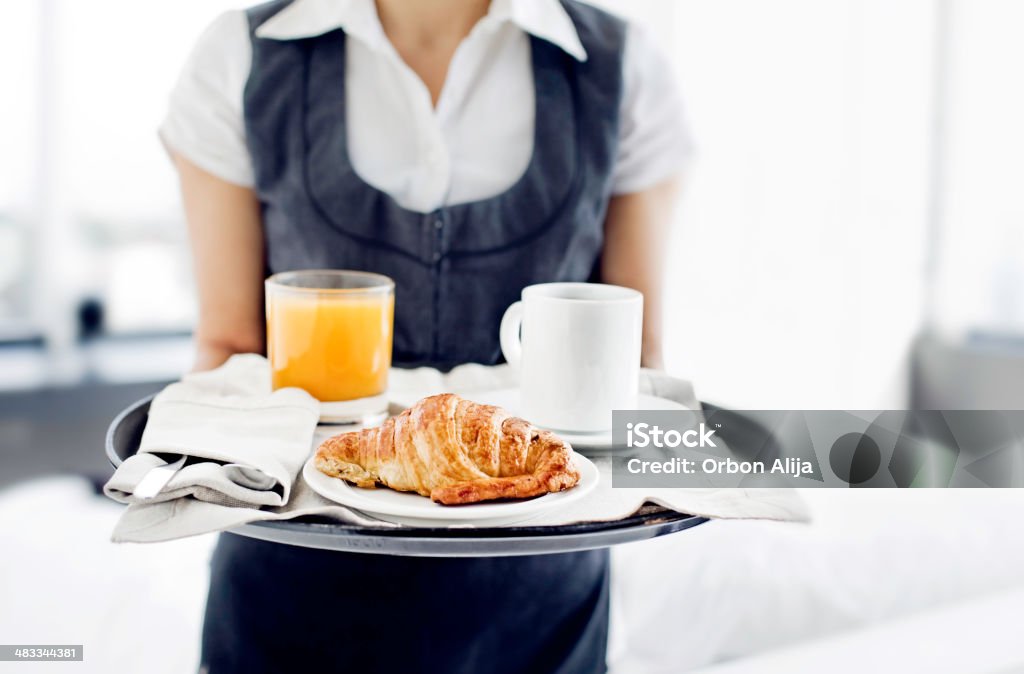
[601,176,682,370]
[173,154,266,371]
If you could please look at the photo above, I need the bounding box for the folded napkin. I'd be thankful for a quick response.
[104,354,319,509]
[106,357,809,543]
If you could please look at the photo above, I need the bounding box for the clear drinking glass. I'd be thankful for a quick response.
[265,270,394,421]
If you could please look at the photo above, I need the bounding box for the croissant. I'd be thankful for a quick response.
[314,393,580,505]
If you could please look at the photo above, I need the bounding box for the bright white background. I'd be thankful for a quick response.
[621,0,937,409]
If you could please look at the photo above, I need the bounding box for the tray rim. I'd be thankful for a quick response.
[105,393,707,554]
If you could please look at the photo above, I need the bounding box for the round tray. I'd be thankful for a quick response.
[105,395,707,557]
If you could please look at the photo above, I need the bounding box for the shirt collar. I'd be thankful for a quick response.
[255,0,588,62]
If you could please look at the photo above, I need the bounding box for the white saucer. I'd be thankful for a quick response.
[471,389,690,451]
[319,393,389,425]
[303,453,599,527]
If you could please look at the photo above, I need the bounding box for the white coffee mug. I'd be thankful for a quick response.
[499,282,643,432]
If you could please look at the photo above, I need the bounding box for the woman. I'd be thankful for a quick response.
[163,0,692,671]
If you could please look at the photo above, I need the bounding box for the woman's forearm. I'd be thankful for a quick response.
[600,177,682,369]
[173,153,267,372]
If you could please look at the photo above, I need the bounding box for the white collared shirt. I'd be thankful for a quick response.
[160,0,693,213]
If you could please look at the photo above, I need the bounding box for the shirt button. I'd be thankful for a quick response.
[432,251,442,263]
[434,217,444,230]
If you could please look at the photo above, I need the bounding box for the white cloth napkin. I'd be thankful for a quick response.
[106,357,809,543]
[104,354,319,508]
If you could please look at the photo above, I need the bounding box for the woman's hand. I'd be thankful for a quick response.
[601,176,682,370]
[173,154,266,371]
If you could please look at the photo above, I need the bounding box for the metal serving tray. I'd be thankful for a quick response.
[105,395,707,557]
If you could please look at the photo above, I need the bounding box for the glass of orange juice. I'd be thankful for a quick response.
[265,270,394,423]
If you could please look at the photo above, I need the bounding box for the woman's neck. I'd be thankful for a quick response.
[375,0,492,105]
[376,0,491,48]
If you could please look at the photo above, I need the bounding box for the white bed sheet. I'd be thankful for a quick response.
[0,478,215,674]
[608,489,1024,672]
[689,583,1024,674]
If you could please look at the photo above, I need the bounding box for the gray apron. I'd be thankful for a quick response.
[201,2,627,671]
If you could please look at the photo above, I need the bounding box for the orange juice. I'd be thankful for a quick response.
[267,292,394,401]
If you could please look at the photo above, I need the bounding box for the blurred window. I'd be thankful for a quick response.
[0,1,39,340]
[0,0,240,345]
[604,0,1022,407]
[655,0,936,407]
[931,0,1024,338]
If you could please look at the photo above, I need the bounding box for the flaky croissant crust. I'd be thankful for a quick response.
[314,393,580,504]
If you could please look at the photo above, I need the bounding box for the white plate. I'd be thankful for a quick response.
[302,452,599,527]
[470,389,690,450]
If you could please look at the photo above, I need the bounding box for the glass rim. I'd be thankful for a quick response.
[265,269,395,296]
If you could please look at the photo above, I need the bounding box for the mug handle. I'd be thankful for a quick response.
[499,301,524,368]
